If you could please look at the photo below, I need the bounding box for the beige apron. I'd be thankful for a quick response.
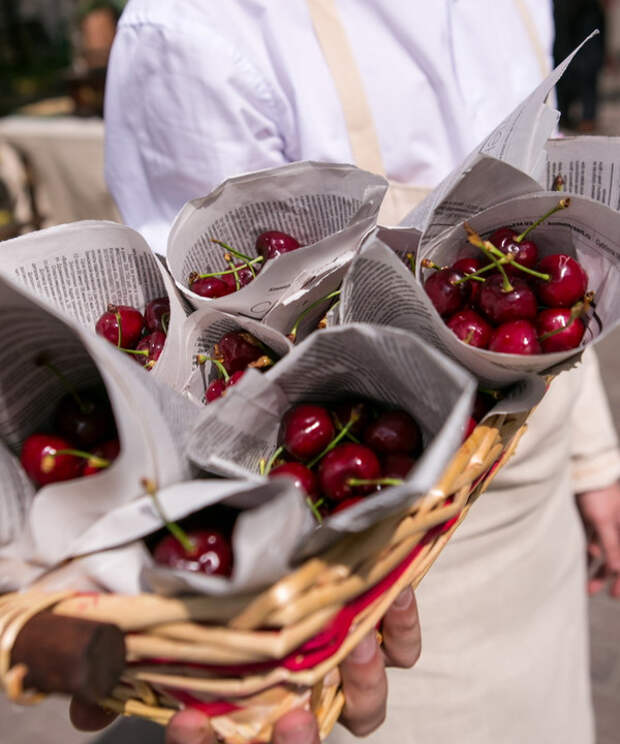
[306,2,620,742]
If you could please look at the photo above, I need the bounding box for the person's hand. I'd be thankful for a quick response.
[70,585,421,742]
[577,482,620,598]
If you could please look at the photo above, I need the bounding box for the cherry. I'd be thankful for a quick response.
[381,453,416,480]
[472,391,497,420]
[217,331,265,374]
[464,417,478,440]
[206,378,227,403]
[330,497,364,514]
[220,262,256,292]
[489,227,538,269]
[281,404,335,460]
[424,268,467,317]
[535,254,588,307]
[190,276,233,299]
[318,443,381,501]
[20,434,84,486]
[227,370,245,387]
[95,304,145,348]
[53,390,114,449]
[452,256,484,303]
[268,462,319,499]
[476,274,538,325]
[153,530,233,577]
[331,401,370,439]
[134,330,166,369]
[536,308,585,353]
[144,297,170,333]
[255,231,300,261]
[446,308,493,349]
[488,320,542,355]
[82,439,121,477]
[363,410,422,456]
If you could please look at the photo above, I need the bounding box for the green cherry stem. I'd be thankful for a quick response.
[53,449,110,468]
[190,256,264,283]
[224,253,241,291]
[264,445,284,475]
[307,407,360,469]
[211,238,255,265]
[465,224,513,292]
[161,312,170,336]
[288,289,341,343]
[115,311,122,348]
[421,258,445,271]
[515,198,570,243]
[196,355,230,382]
[405,252,416,274]
[346,477,404,487]
[538,292,594,342]
[307,497,324,523]
[142,477,195,554]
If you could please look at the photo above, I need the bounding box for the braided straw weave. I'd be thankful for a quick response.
[0,411,529,743]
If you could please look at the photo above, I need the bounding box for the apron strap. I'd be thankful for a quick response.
[514,0,551,78]
[305,0,386,176]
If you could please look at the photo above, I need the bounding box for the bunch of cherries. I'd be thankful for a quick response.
[95,296,170,370]
[423,199,593,355]
[263,400,423,519]
[200,330,277,403]
[20,359,119,486]
[188,231,301,298]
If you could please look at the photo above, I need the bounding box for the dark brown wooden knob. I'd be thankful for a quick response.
[10,611,125,702]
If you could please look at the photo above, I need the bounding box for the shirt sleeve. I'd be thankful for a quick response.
[570,347,620,492]
[104,19,289,254]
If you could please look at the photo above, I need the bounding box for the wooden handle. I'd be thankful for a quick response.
[10,611,125,702]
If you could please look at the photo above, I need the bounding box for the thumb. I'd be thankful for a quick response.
[166,710,216,744]
[597,522,620,572]
[272,708,320,744]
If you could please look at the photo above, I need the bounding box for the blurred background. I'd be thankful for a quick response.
[0,1,619,743]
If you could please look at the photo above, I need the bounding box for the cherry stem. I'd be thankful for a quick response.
[141,477,195,555]
[191,256,264,282]
[515,198,570,243]
[421,258,445,271]
[465,225,513,292]
[264,445,284,475]
[211,238,255,265]
[258,458,266,476]
[114,311,122,348]
[224,253,241,291]
[196,355,230,382]
[552,174,565,192]
[333,413,360,444]
[36,356,89,414]
[119,347,149,357]
[453,263,496,284]
[53,449,110,468]
[406,252,416,274]
[346,477,403,487]
[478,387,502,399]
[161,312,170,336]
[306,497,324,523]
[307,407,360,469]
[288,289,341,343]
[537,292,593,342]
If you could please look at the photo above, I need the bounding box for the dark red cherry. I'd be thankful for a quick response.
[330,401,370,439]
[95,304,145,348]
[330,497,365,514]
[452,256,484,303]
[381,453,416,480]
[205,378,227,403]
[268,462,319,499]
[144,297,170,333]
[318,443,381,501]
[535,254,588,307]
[53,391,114,449]
[226,370,246,387]
[134,330,166,369]
[221,262,257,292]
[190,276,234,299]
[477,274,538,325]
[424,268,467,317]
[536,308,585,353]
[489,227,538,269]
[153,530,233,577]
[281,404,335,460]
[463,416,478,440]
[488,320,542,355]
[446,308,493,349]
[82,439,121,477]
[472,391,496,420]
[20,434,83,486]
[217,331,265,374]
[255,231,300,261]
[363,410,422,456]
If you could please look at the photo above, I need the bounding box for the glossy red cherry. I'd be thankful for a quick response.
[330,497,365,514]
[144,297,170,333]
[227,370,246,387]
[268,462,319,499]
[318,443,381,501]
[20,434,83,486]
[255,231,301,261]
[206,378,227,403]
[477,274,538,325]
[281,404,335,460]
[82,439,121,477]
[153,530,233,577]
[53,391,114,449]
[363,410,422,456]
[536,308,585,353]
[381,453,416,480]
[489,227,538,269]
[95,304,145,348]
[535,254,588,307]
[446,308,493,349]
[190,276,234,299]
[488,320,542,355]
[424,268,467,317]
[217,331,265,374]
[134,330,166,369]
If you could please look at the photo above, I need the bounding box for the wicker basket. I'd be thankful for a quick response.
[0,410,529,743]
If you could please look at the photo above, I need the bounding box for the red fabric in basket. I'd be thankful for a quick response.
[165,689,240,716]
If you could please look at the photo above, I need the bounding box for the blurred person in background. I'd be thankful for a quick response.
[104,2,620,743]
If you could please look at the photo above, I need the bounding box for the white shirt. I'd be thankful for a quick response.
[104,0,553,254]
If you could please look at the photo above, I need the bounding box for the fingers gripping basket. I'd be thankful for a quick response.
[0,409,529,744]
